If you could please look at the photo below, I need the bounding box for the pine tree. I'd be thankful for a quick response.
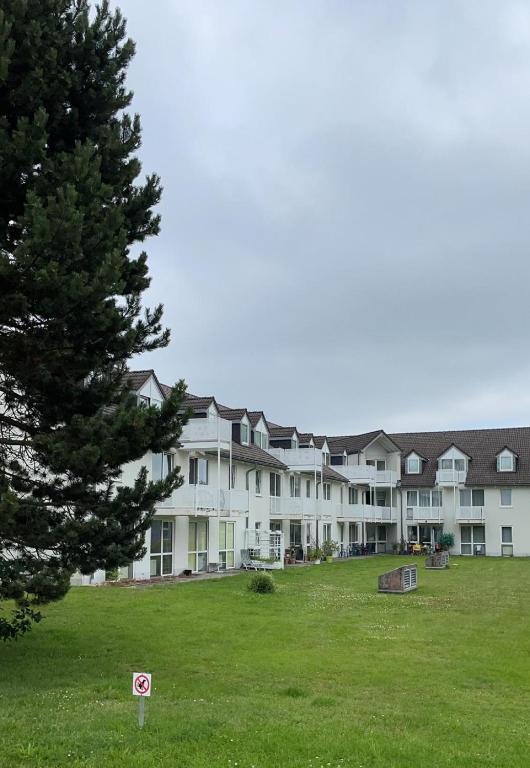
[0,0,186,639]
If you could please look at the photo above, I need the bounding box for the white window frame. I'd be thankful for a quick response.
[219,521,235,570]
[323,482,331,501]
[150,519,174,576]
[255,470,262,496]
[290,474,301,498]
[497,454,515,472]
[240,423,249,445]
[500,488,512,507]
[406,456,420,474]
[348,487,358,505]
[501,526,513,556]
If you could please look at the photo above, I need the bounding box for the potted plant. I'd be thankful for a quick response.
[439,532,454,551]
[321,539,338,563]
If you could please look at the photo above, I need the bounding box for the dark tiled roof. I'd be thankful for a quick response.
[247,411,269,430]
[313,436,328,449]
[328,430,389,454]
[391,427,530,487]
[124,369,154,392]
[322,465,349,483]
[298,432,314,445]
[218,406,249,422]
[228,442,287,470]
[183,395,217,412]
[269,425,299,438]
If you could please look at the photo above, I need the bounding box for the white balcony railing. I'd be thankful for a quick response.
[159,485,249,514]
[456,506,485,521]
[435,469,467,485]
[179,417,232,446]
[269,497,335,518]
[406,506,443,522]
[332,465,398,485]
[335,504,396,522]
[266,447,323,469]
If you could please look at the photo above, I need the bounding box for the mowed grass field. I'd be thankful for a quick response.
[1,556,529,768]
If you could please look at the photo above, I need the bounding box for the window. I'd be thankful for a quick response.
[419,490,431,507]
[338,522,344,544]
[240,423,249,445]
[501,526,513,556]
[219,522,235,569]
[340,487,344,504]
[152,452,174,480]
[376,489,387,507]
[253,430,268,449]
[306,479,311,498]
[255,470,262,495]
[290,521,302,547]
[322,523,331,541]
[348,487,358,505]
[323,452,330,466]
[455,459,466,472]
[138,395,150,406]
[459,489,484,507]
[323,483,331,501]
[440,459,452,470]
[150,520,174,576]
[270,472,281,497]
[290,475,301,498]
[189,457,208,485]
[500,489,512,507]
[349,522,358,544]
[366,459,386,471]
[407,456,420,474]
[230,465,237,489]
[497,454,515,472]
[188,520,208,572]
[440,457,466,472]
[460,525,485,555]
[432,490,442,507]
[407,490,418,507]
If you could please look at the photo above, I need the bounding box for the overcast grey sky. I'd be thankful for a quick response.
[120,0,530,435]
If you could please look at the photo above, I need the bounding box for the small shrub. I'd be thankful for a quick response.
[439,532,455,550]
[248,572,276,594]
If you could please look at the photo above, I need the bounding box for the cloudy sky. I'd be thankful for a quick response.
[119,0,530,435]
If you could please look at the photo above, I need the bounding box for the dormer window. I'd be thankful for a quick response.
[253,430,268,449]
[497,453,515,472]
[406,455,420,474]
[240,423,249,445]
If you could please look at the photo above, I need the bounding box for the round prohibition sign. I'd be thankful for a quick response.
[134,674,150,696]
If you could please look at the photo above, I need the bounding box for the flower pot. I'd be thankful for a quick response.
[314,558,321,565]
[326,555,333,563]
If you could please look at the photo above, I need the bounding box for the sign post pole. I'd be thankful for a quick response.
[132,672,152,728]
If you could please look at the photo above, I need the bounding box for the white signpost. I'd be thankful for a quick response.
[132,672,151,727]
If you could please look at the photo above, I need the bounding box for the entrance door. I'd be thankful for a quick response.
[460,525,486,555]
[150,520,174,576]
[188,520,208,572]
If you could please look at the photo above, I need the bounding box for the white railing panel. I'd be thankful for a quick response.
[266,447,323,467]
[435,469,467,485]
[406,506,443,522]
[456,507,485,520]
[180,417,232,444]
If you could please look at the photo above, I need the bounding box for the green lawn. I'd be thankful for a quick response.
[1,556,529,768]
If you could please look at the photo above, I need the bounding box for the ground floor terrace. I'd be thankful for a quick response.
[4,556,529,768]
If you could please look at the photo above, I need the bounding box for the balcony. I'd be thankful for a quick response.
[179,417,232,450]
[158,486,249,516]
[269,497,334,519]
[332,465,398,486]
[406,506,443,523]
[335,504,396,522]
[435,469,467,485]
[266,446,323,471]
[456,507,485,522]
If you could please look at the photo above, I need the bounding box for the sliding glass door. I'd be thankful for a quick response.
[188,520,208,572]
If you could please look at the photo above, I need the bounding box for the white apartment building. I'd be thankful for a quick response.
[76,370,530,584]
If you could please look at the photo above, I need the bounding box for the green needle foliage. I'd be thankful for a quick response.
[0,1,187,639]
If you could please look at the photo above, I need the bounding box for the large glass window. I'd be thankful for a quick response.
[255,470,262,495]
[219,522,235,569]
[240,423,249,445]
[323,483,331,501]
[460,489,484,507]
[460,525,486,555]
[501,526,513,556]
[270,472,281,497]
[454,459,466,472]
[500,489,512,507]
[407,490,418,506]
[290,475,301,498]
[306,479,311,498]
[290,521,302,547]
[189,458,208,485]
[419,490,431,507]
[348,487,358,504]
[150,520,174,576]
[406,456,420,474]
[349,522,358,544]
[498,455,515,472]
[153,452,174,480]
[322,523,331,541]
[188,520,208,572]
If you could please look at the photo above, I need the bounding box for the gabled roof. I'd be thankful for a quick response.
[268,424,300,439]
[392,427,530,487]
[228,442,287,470]
[313,436,328,449]
[218,406,250,422]
[124,369,154,391]
[495,445,519,458]
[247,411,269,430]
[328,430,400,454]
[437,442,472,460]
[298,432,314,445]
[322,465,350,483]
